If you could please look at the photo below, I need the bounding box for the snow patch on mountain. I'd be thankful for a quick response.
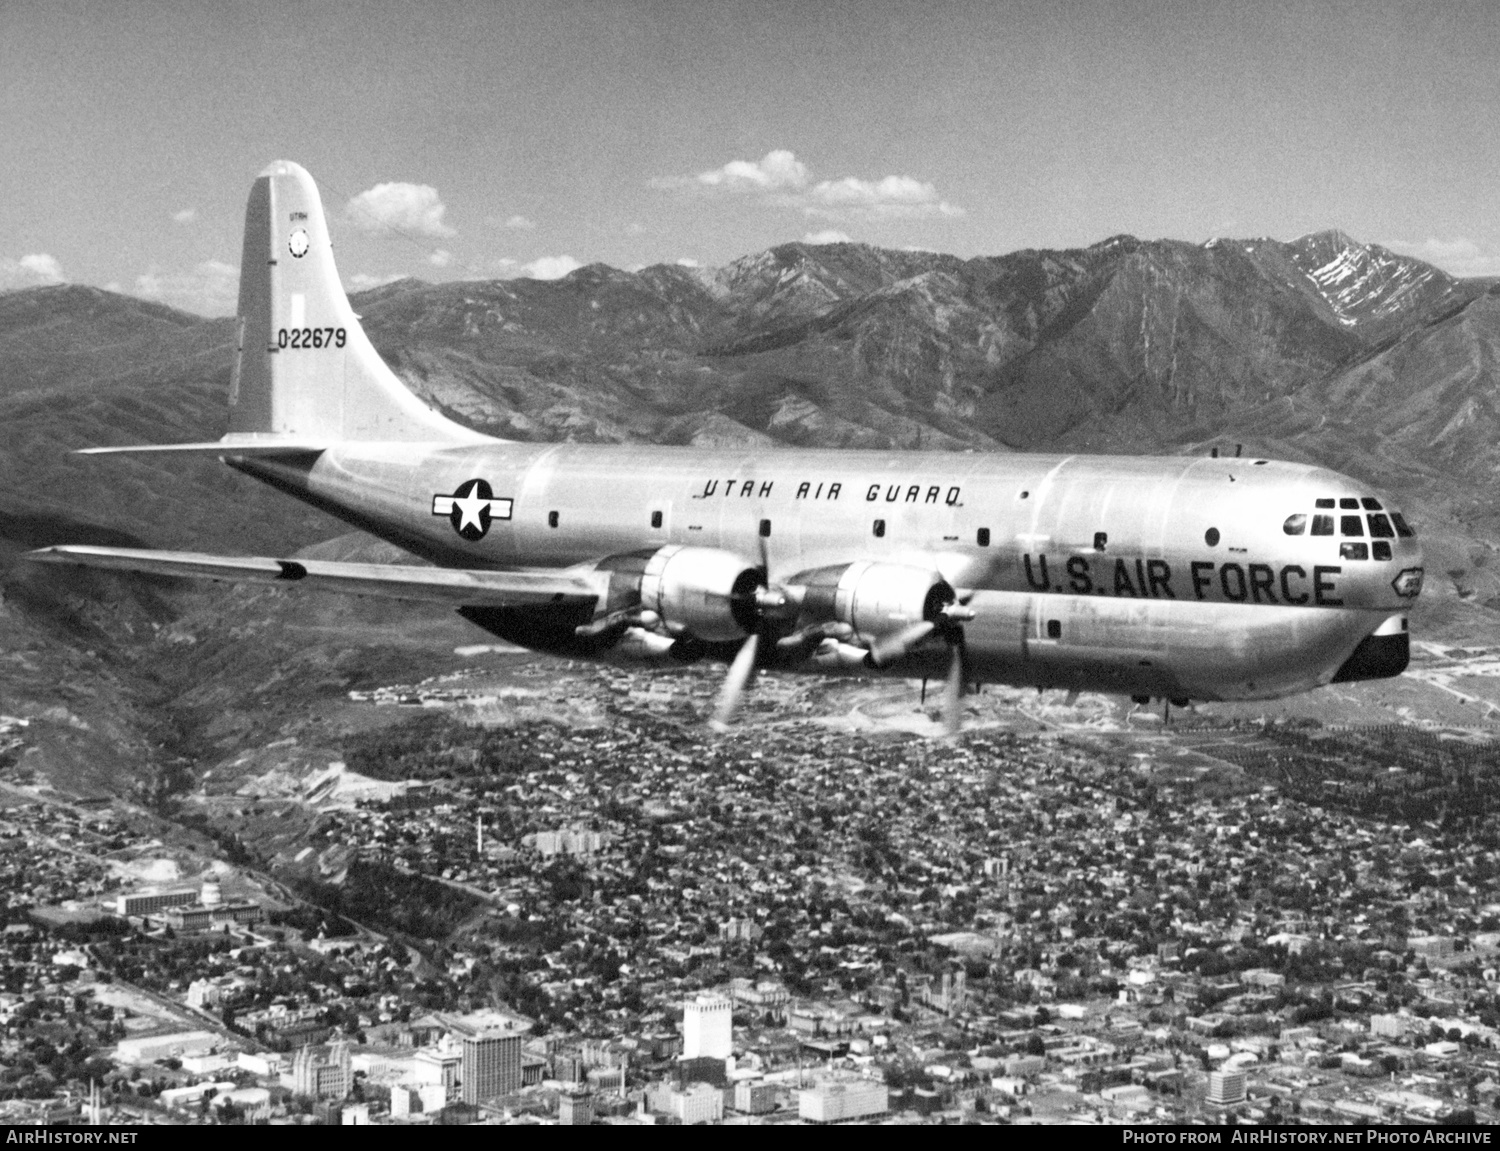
[1292,231,1447,328]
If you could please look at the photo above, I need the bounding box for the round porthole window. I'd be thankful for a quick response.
[1205,528,1220,547]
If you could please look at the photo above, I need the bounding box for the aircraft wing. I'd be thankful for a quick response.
[77,439,326,457]
[25,545,601,607]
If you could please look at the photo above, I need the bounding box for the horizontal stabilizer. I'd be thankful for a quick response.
[78,439,327,457]
[26,545,601,608]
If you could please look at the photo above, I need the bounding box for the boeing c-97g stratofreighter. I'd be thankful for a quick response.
[29,161,1426,732]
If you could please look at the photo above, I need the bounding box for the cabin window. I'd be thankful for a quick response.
[1311,515,1334,536]
[873,519,886,538]
[548,510,559,528]
[1340,498,1359,509]
[1367,514,1394,538]
[759,519,771,538]
[1204,527,1220,547]
[1283,514,1307,536]
[1340,542,1369,560]
[1046,620,1062,639]
[1391,512,1416,539]
[1372,541,1393,561]
[1361,497,1383,510]
[1093,531,1108,551]
[1340,515,1364,537]
[650,510,663,529]
[976,527,990,547]
[1315,498,1335,508]
[1018,490,1030,500]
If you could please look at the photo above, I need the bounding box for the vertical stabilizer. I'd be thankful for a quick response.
[228,160,486,445]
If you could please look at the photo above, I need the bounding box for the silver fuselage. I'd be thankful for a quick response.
[234,443,1422,702]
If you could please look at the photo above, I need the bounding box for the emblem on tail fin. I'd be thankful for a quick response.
[432,479,512,541]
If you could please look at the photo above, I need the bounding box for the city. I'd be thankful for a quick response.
[1,659,1499,1125]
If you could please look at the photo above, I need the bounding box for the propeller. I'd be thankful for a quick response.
[710,630,761,732]
[710,523,794,732]
[941,635,966,738]
[867,599,975,666]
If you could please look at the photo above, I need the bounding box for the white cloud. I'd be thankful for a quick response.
[518,255,582,280]
[502,215,535,230]
[674,257,701,268]
[804,175,963,221]
[626,222,646,236]
[655,149,810,193]
[0,252,65,289]
[1382,236,1500,278]
[654,149,964,221]
[428,249,454,268]
[803,229,852,244]
[345,272,406,292]
[133,259,238,316]
[172,207,198,225]
[345,182,456,238]
[20,253,64,281]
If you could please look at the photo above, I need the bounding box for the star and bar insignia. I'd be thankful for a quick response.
[432,478,513,541]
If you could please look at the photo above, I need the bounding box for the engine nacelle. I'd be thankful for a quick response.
[792,560,955,645]
[638,544,763,642]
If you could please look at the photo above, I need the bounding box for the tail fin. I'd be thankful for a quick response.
[228,160,484,445]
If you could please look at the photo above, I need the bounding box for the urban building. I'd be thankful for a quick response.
[670,1083,724,1125]
[683,994,732,1060]
[115,889,198,917]
[675,1056,727,1088]
[291,1041,352,1101]
[719,916,763,944]
[1208,1069,1247,1106]
[413,1039,462,1099]
[461,1032,523,1104]
[559,1086,594,1125]
[799,1080,889,1123]
[733,1080,777,1114]
[1409,935,1456,960]
[164,898,262,933]
[115,1030,219,1064]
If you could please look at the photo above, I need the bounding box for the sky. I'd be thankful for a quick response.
[2,0,1498,315]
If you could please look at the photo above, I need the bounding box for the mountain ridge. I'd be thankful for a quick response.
[3,226,1500,800]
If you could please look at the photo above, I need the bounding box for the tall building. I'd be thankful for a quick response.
[461,1032,523,1104]
[683,994,732,1060]
[291,1042,351,1100]
[1207,1069,1246,1106]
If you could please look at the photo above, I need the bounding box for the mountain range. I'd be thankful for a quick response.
[1,228,1498,796]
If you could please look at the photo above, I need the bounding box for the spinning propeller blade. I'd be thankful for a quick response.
[710,631,760,732]
[942,639,965,738]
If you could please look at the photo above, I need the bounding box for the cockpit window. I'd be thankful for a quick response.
[1340,515,1364,537]
[1368,514,1394,538]
[1315,498,1335,509]
[1372,541,1392,561]
[1340,498,1360,510]
[1340,542,1369,560]
[1391,512,1415,539]
[1283,514,1307,536]
[1361,497,1383,510]
[1311,515,1334,536]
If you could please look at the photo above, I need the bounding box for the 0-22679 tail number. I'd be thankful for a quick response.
[277,327,347,350]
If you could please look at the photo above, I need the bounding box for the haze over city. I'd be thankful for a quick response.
[3,0,1499,315]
